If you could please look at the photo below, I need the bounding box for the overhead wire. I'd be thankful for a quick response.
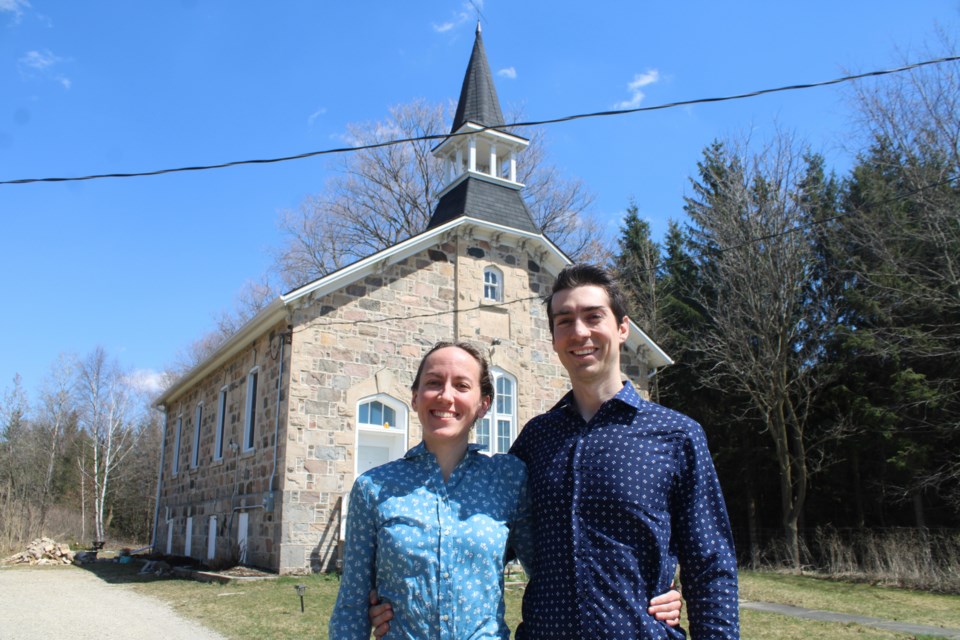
[1,55,957,186]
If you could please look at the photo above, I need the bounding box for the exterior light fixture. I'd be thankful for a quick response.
[295,584,307,612]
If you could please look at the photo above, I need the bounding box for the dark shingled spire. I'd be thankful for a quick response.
[451,23,505,132]
[427,26,539,235]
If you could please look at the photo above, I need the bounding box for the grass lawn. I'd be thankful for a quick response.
[67,562,960,639]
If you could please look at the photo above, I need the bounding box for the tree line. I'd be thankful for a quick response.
[616,44,960,570]
[2,39,957,579]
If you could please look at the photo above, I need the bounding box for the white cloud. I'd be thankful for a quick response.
[19,49,59,70]
[307,107,327,126]
[614,69,660,110]
[18,48,72,89]
[127,369,166,396]
[432,0,481,33]
[0,0,30,20]
[497,67,517,80]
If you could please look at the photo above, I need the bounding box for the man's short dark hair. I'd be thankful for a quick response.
[545,264,630,336]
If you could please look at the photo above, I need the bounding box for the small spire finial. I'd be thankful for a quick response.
[476,20,481,35]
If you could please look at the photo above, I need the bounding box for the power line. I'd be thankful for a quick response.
[2,55,957,187]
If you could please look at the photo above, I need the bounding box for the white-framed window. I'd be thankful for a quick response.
[477,368,516,454]
[172,415,182,477]
[191,403,203,469]
[214,386,227,461]
[483,266,503,302]
[354,394,408,477]
[243,368,259,452]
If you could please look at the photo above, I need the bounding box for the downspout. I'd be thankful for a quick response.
[268,326,290,502]
[150,408,169,552]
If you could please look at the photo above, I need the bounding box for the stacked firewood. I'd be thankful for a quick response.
[4,537,75,565]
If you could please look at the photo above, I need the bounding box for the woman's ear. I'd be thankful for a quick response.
[476,397,491,421]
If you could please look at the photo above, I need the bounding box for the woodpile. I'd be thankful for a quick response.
[4,537,75,565]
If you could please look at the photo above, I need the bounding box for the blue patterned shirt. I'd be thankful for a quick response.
[509,382,739,639]
[329,441,531,640]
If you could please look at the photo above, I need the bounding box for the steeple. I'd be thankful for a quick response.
[427,27,538,234]
[450,23,505,133]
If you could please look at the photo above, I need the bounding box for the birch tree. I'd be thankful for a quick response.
[74,347,141,543]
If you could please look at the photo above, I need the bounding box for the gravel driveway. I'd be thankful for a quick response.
[0,566,228,640]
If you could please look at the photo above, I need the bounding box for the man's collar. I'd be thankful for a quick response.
[552,380,643,414]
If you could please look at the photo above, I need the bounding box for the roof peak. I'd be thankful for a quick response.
[450,26,504,132]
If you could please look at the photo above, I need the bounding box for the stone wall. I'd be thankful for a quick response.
[156,320,289,572]
[280,230,649,573]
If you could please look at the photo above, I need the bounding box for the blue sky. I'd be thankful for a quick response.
[1,1,958,403]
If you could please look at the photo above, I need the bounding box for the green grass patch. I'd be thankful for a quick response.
[63,562,960,639]
[740,570,960,630]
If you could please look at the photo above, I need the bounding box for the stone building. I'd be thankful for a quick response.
[152,27,671,574]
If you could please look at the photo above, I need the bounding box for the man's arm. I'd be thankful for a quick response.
[673,423,739,638]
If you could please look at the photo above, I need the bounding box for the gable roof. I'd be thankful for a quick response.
[155,216,673,408]
[451,25,505,132]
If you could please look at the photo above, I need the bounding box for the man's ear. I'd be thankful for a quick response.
[619,315,631,344]
[411,390,419,412]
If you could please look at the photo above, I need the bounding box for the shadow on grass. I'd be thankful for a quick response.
[74,558,182,585]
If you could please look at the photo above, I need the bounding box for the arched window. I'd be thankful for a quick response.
[477,368,516,454]
[483,266,503,302]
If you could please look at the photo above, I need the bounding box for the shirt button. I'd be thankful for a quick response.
[443,573,450,579]
[442,614,449,621]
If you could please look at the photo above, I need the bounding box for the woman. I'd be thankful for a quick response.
[330,341,679,639]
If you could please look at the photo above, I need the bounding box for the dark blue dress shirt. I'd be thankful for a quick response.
[509,382,739,639]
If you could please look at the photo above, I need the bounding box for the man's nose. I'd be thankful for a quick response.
[572,318,590,336]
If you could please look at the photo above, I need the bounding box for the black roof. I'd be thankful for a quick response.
[428,178,539,233]
[451,26,505,132]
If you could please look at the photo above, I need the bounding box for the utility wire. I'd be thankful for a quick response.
[2,55,957,186]
[286,172,958,330]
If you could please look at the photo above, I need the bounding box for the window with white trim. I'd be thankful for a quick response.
[243,368,259,452]
[483,266,503,302]
[172,415,182,477]
[477,368,516,454]
[214,386,227,461]
[191,403,203,469]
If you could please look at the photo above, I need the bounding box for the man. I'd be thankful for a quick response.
[371,263,732,637]
[507,263,739,638]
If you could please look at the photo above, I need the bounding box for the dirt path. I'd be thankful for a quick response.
[0,566,228,640]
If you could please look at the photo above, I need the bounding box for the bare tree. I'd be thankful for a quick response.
[171,276,278,375]
[839,35,960,510]
[74,347,142,543]
[272,99,599,289]
[35,355,75,532]
[685,134,837,570]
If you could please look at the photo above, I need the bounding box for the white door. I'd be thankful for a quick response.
[184,516,193,557]
[207,516,217,560]
[237,512,249,565]
[357,444,391,475]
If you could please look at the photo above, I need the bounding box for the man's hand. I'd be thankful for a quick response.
[368,589,393,638]
[648,588,683,627]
